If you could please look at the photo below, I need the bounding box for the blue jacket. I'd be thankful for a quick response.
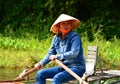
[40,31,86,69]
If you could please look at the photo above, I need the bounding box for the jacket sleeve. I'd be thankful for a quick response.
[39,36,57,66]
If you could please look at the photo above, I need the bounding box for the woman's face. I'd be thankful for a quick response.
[59,21,72,34]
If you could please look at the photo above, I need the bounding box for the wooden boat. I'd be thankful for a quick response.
[0,78,35,84]
[0,82,24,84]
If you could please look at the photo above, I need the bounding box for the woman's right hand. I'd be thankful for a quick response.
[34,63,42,70]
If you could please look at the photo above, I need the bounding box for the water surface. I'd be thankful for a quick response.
[0,68,51,84]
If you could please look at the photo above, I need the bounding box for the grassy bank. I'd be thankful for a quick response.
[82,35,120,70]
[0,36,52,68]
[0,33,120,69]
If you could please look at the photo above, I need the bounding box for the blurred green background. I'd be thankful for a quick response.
[0,0,120,69]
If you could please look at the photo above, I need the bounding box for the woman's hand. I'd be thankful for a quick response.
[49,55,57,61]
[34,63,42,70]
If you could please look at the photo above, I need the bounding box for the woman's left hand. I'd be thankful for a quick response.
[49,55,57,61]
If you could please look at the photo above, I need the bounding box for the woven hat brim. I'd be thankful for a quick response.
[50,14,80,34]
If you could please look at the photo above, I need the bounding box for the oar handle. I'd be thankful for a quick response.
[15,67,37,80]
[55,59,88,84]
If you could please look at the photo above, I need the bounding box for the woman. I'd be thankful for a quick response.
[35,14,86,84]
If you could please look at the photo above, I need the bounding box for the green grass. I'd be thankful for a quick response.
[82,34,120,70]
[0,36,52,68]
[0,33,120,69]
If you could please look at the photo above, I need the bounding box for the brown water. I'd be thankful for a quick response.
[0,68,21,80]
[0,68,51,84]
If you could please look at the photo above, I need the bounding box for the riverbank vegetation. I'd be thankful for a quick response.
[0,0,120,69]
[0,26,120,69]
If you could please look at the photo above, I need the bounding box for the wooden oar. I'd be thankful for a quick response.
[55,59,88,84]
[15,67,37,80]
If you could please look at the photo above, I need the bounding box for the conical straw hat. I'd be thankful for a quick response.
[50,14,80,34]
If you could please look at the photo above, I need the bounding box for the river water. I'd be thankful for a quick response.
[0,68,20,80]
[0,68,51,84]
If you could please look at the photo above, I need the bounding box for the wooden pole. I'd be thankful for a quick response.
[55,59,88,84]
